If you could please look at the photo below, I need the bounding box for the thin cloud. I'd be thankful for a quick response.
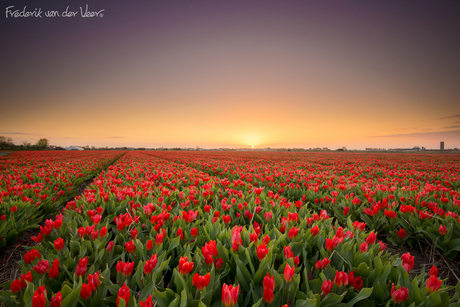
[372,129,460,139]
[439,114,460,120]
[443,125,460,129]
[0,132,42,136]
[107,136,125,139]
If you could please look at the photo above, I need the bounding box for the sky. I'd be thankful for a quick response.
[1,0,459,150]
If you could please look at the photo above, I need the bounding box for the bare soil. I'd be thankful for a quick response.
[379,234,460,294]
[0,226,42,292]
[0,179,94,307]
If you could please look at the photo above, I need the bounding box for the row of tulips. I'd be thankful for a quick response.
[2,151,460,306]
[150,151,460,257]
[0,151,125,247]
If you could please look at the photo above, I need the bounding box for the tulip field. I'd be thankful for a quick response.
[0,151,124,248]
[1,151,460,307]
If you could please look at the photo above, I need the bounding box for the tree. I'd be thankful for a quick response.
[0,136,6,148]
[0,136,13,149]
[22,141,31,148]
[36,138,49,149]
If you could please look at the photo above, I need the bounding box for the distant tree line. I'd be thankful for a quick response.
[0,136,49,150]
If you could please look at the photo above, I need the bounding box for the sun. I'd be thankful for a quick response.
[240,133,262,148]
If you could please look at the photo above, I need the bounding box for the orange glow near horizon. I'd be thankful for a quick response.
[1,86,459,149]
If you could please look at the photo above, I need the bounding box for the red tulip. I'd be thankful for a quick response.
[144,254,158,275]
[359,242,368,253]
[397,228,407,239]
[401,253,414,273]
[311,225,319,236]
[100,226,107,237]
[192,273,210,291]
[263,273,275,292]
[321,279,333,295]
[391,283,409,303]
[54,237,64,251]
[40,224,52,236]
[378,241,387,252]
[263,288,274,304]
[177,228,184,240]
[48,259,60,279]
[288,212,298,222]
[335,227,344,238]
[325,238,334,252]
[257,243,269,261]
[222,283,239,307]
[231,226,243,252]
[80,283,92,299]
[261,235,270,245]
[116,260,124,274]
[178,256,194,276]
[131,228,138,239]
[33,259,50,274]
[263,273,275,303]
[284,263,295,283]
[439,225,447,235]
[10,279,21,293]
[265,212,273,221]
[155,229,166,246]
[75,257,88,277]
[202,240,218,265]
[139,295,153,307]
[284,246,294,259]
[315,258,331,270]
[429,265,438,277]
[146,239,153,250]
[223,215,231,224]
[20,271,33,288]
[249,232,258,243]
[365,231,376,245]
[352,276,363,291]
[191,227,198,237]
[348,271,363,291]
[90,229,99,240]
[352,221,366,231]
[24,249,41,264]
[88,272,101,291]
[288,227,299,240]
[384,209,396,219]
[125,240,136,253]
[50,292,62,307]
[426,275,442,293]
[106,241,114,252]
[32,286,46,307]
[182,210,199,223]
[78,227,86,238]
[118,261,134,277]
[117,283,130,307]
[214,257,224,270]
[334,271,348,287]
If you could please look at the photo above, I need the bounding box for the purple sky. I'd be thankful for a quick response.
[1,0,459,149]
